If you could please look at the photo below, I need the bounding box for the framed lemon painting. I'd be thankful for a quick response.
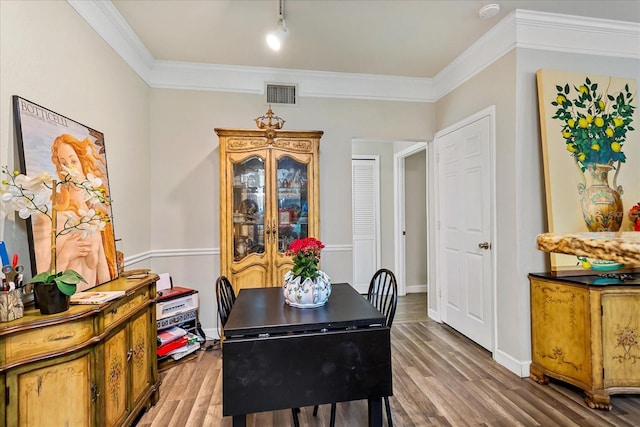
[536,69,639,269]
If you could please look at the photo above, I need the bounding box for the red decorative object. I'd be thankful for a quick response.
[630,202,640,231]
[285,237,325,280]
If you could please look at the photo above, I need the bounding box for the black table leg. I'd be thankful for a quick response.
[232,415,246,427]
[368,397,383,427]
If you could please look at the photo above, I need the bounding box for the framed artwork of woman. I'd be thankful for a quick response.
[12,96,118,291]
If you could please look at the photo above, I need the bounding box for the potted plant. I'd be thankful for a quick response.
[1,165,111,314]
[283,237,331,308]
[550,76,636,231]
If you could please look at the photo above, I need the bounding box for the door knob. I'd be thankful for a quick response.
[478,242,491,249]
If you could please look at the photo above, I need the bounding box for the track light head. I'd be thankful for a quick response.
[266,17,288,51]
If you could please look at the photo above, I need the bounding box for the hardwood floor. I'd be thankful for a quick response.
[136,293,640,426]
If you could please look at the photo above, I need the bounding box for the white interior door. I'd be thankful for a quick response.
[436,110,494,351]
[352,157,380,293]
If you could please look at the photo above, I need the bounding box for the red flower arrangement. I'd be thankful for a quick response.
[285,237,324,280]
[630,202,640,231]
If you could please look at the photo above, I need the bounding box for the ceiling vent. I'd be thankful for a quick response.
[266,83,297,105]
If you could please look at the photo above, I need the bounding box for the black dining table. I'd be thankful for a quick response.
[222,283,393,427]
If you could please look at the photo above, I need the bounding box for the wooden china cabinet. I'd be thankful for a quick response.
[216,113,322,293]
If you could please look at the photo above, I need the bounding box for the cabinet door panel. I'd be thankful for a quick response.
[602,293,640,387]
[272,150,317,286]
[225,151,270,291]
[130,311,151,404]
[231,263,270,291]
[104,328,128,426]
[231,155,266,262]
[16,354,91,427]
[530,280,592,386]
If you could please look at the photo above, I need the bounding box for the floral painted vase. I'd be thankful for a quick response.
[283,270,331,308]
[578,162,623,232]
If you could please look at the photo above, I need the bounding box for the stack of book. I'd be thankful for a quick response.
[157,326,200,360]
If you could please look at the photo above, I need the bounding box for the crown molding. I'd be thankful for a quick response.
[434,9,640,100]
[514,9,640,58]
[69,1,639,103]
[150,61,435,102]
[67,0,154,82]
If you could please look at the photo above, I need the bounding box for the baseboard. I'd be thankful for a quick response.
[493,348,531,378]
[406,284,427,293]
[203,327,221,341]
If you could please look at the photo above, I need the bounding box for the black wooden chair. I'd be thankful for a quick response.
[215,275,236,328]
[304,268,398,427]
[365,268,397,426]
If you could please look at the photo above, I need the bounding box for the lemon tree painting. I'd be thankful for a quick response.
[537,69,639,269]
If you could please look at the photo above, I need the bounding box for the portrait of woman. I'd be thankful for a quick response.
[13,97,118,291]
[32,134,117,290]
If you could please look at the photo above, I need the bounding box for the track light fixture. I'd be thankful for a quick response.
[266,0,288,51]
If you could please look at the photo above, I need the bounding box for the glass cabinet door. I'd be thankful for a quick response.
[276,156,309,253]
[232,156,265,261]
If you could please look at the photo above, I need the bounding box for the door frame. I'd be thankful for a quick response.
[433,105,497,353]
[393,142,428,297]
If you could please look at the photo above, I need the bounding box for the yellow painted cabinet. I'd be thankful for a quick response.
[0,275,160,427]
[529,273,640,410]
[6,351,94,426]
[130,310,152,405]
[217,128,322,292]
[102,309,153,427]
[601,293,640,387]
[104,327,128,426]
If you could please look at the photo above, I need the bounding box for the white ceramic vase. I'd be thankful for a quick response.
[283,270,331,308]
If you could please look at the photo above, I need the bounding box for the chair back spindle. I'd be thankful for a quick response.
[216,276,236,327]
[367,268,398,328]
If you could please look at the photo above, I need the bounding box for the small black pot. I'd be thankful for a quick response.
[33,283,70,315]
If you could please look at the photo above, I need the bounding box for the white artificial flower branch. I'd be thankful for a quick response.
[1,165,111,239]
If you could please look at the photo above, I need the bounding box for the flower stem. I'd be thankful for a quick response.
[50,179,57,275]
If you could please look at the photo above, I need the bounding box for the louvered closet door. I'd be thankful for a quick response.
[352,157,380,293]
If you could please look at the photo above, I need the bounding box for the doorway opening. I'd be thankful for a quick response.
[394,143,428,297]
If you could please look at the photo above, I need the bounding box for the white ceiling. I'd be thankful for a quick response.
[110,0,640,79]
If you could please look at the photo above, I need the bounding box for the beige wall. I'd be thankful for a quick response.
[436,51,523,365]
[0,1,151,271]
[435,48,639,372]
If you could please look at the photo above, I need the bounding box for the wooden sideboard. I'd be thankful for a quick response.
[529,271,640,410]
[533,232,640,410]
[0,274,160,426]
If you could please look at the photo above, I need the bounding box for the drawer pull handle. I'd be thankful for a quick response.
[110,308,118,315]
[127,349,134,362]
